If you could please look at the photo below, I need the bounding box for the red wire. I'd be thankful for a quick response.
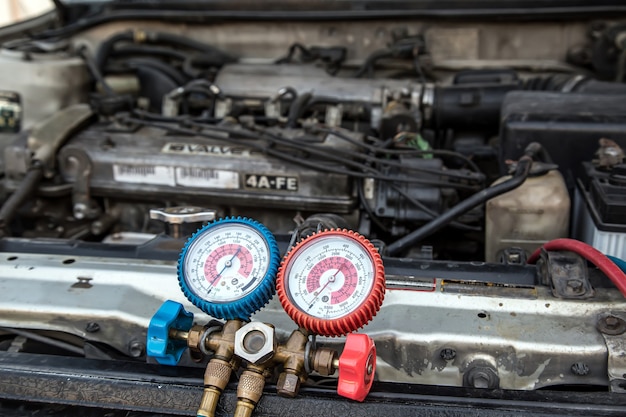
[527,238,626,297]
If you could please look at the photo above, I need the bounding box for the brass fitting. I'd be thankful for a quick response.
[186,324,206,354]
[133,29,147,43]
[197,358,236,417]
[274,328,337,379]
[276,371,300,398]
[195,320,244,417]
[231,326,342,413]
[234,365,267,417]
[204,359,233,390]
[274,328,309,376]
[197,386,221,417]
[312,347,338,376]
[206,320,244,358]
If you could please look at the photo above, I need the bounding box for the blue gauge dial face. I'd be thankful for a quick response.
[181,223,272,303]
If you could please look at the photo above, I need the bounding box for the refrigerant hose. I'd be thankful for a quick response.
[528,239,626,298]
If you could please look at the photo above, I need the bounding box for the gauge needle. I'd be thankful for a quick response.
[207,247,241,293]
[307,261,347,310]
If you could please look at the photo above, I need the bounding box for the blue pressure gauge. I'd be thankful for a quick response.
[178,217,280,320]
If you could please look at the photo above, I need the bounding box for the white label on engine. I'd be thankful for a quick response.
[175,167,240,189]
[113,165,175,186]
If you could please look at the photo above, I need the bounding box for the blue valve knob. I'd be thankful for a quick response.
[147,300,194,365]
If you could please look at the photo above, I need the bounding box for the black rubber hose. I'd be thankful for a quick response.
[110,44,189,61]
[386,150,536,256]
[95,31,134,70]
[95,30,236,74]
[286,92,313,128]
[275,43,312,64]
[524,141,554,164]
[182,54,233,78]
[147,31,236,63]
[126,58,187,85]
[354,49,394,78]
[304,96,341,109]
[0,164,44,232]
[78,46,115,96]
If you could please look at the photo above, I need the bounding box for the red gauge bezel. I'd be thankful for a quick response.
[276,229,385,337]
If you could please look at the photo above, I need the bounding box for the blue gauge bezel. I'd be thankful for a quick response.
[177,216,280,320]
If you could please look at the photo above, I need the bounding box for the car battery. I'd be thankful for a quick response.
[573,161,626,258]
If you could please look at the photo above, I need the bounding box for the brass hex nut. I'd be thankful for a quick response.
[234,322,275,364]
[187,324,207,353]
[312,348,338,376]
[276,372,301,398]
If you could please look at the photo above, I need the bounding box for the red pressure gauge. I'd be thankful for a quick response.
[276,229,385,337]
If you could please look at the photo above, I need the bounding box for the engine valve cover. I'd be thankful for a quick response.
[57,123,358,212]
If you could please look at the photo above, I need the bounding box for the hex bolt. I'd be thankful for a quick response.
[73,203,88,220]
[128,340,145,358]
[243,330,267,354]
[471,372,490,389]
[571,362,590,376]
[508,253,520,263]
[85,322,100,333]
[567,280,584,293]
[440,348,456,361]
[597,315,626,335]
[606,316,620,329]
[463,366,499,389]
[276,372,301,398]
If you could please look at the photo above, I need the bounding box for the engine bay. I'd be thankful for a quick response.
[3,1,626,415]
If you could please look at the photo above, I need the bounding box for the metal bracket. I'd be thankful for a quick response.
[58,148,100,220]
[598,312,626,393]
[539,249,595,299]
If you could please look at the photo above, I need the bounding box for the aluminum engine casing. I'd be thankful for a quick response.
[56,123,358,213]
[213,64,423,128]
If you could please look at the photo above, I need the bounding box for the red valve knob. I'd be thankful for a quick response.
[337,333,376,402]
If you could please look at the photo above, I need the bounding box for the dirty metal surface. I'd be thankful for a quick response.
[1,351,626,417]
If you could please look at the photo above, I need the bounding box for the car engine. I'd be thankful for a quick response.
[2,2,626,416]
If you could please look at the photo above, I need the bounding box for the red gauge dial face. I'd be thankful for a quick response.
[277,230,385,336]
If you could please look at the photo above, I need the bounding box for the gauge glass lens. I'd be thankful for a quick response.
[182,223,271,303]
[285,235,375,319]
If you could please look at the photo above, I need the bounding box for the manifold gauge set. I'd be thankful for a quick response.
[146,217,385,416]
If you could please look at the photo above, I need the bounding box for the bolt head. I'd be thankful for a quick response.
[606,316,619,328]
[277,372,301,398]
[440,348,457,361]
[85,322,100,333]
[508,253,520,263]
[234,322,275,364]
[566,279,584,293]
[128,341,145,358]
[571,362,590,376]
[471,373,490,389]
[73,203,88,220]
[463,365,499,389]
[597,315,626,335]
